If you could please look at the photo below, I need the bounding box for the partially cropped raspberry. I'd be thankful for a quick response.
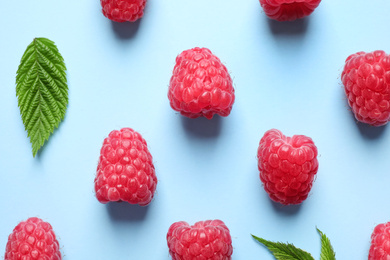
[100,0,146,22]
[259,0,321,21]
[167,220,233,260]
[168,47,235,119]
[4,217,61,260]
[369,222,390,259]
[257,129,319,205]
[94,128,157,206]
[341,51,390,126]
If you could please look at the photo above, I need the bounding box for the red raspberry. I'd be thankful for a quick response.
[259,0,321,21]
[168,47,235,119]
[369,222,390,259]
[4,217,61,260]
[341,51,390,126]
[100,0,146,22]
[94,128,157,206]
[257,129,319,205]
[167,220,233,260]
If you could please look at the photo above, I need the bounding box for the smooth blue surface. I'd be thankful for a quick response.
[1,0,390,259]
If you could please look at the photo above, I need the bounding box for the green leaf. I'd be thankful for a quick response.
[16,37,68,157]
[317,228,336,260]
[252,234,315,260]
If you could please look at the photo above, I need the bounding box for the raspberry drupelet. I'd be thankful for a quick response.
[168,47,235,119]
[369,222,390,259]
[257,129,319,205]
[167,220,233,260]
[94,128,157,206]
[4,217,62,260]
[101,0,146,22]
[259,0,321,21]
[342,50,390,126]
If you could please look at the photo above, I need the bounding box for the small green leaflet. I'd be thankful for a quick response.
[317,228,336,260]
[16,37,68,157]
[252,228,335,260]
[251,234,315,260]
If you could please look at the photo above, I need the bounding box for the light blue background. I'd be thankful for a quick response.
[1,0,390,259]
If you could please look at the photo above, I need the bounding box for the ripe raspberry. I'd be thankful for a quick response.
[4,217,61,260]
[341,51,390,126]
[369,222,390,259]
[100,0,146,22]
[94,128,157,206]
[259,0,321,21]
[257,129,319,205]
[167,220,233,260]
[168,47,235,119]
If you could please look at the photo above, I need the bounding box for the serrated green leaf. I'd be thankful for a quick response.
[252,234,315,260]
[16,37,68,157]
[317,228,336,260]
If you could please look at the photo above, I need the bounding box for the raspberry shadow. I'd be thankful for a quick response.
[106,201,149,221]
[355,122,387,139]
[110,19,141,39]
[266,17,309,35]
[180,116,222,138]
[269,200,302,216]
